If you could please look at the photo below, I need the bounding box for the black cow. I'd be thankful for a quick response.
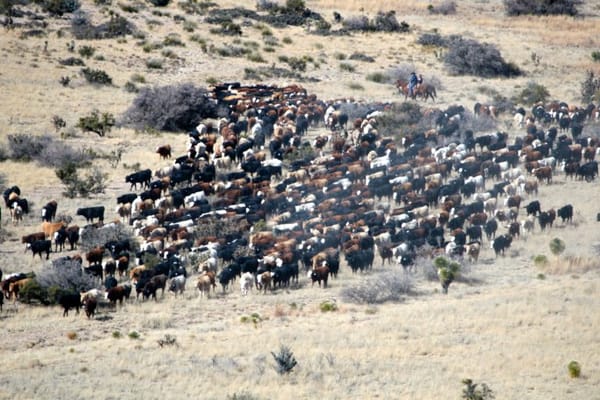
[54,227,68,252]
[27,239,52,259]
[557,204,573,224]
[492,234,512,257]
[538,210,556,231]
[576,161,598,181]
[58,293,81,316]
[117,193,138,205]
[484,218,498,241]
[41,200,58,222]
[66,227,80,250]
[76,206,105,223]
[525,200,541,216]
[126,169,152,190]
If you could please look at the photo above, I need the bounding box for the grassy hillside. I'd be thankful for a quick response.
[1,1,600,399]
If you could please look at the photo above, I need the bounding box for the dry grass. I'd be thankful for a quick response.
[1,1,600,399]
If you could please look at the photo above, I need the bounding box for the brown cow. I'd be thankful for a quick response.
[310,266,330,288]
[41,221,66,240]
[533,166,552,184]
[156,144,172,159]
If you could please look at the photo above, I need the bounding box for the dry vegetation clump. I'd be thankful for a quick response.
[121,83,220,132]
[71,10,136,39]
[503,0,582,16]
[341,270,414,304]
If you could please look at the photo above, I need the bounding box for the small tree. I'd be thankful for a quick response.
[461,378,495,400]
[77,110,115,136]
[549,238,565,261]
[271,344,298,375]
[434,256,460,294]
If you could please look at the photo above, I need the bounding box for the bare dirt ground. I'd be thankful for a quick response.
[1,1,600,399]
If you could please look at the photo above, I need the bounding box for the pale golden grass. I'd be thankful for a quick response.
[1,1,600,399]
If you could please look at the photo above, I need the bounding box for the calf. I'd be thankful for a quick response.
[82,296,97,319]
[310,265,330,288]
[168,275,186,296]
[197,274,214,298]
[239,272,254,296]
[143,274,168,301]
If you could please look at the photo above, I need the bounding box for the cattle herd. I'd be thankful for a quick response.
[1,82,599,317]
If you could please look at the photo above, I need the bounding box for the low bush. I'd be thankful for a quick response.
[81,67,112,85]
[348,52,374,63]
[504,0,581,16]
[567,360,581,378]
[77,110,115,136]
[56,163,108,198]
[72,11,135,40]
[366,72,389,83]
[146,58,163,69]
[7,134,52,162]
[417,32,447,47]
[36,258,97,303]
[59,57,85,66]
[43,0,80,16]
[121,83,220,132]
[515,81,550,105]
[427,1,457,15]
[343,11,409,33]
[461,378,495,400]
[341,271,413,304]
[78,45,95,58]
[148,0,169,6]
[444,36,521,77]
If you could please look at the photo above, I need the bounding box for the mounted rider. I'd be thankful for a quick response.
[408,72,419,98]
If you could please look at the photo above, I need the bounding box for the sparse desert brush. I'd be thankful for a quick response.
[128,331,140,339]
[66,331,77,340]
[146,58,164,69]
[77,109,115,136]
[427,0,457,15]
[271,344,298,375]
[342,270,413,304]
[81,67,113,85]
[319,300,337,312]
[339,62,355,72]
[503,0,581,16]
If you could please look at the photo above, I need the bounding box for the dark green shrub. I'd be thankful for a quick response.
[366,72,389,83]
[81,67,112,85]
[568,361,581,378]
[59,57,85,66]
[163,34,184,46]
[18,279,50,305]
[504,0,581,16]
[348,52,374,62]
[515,81,550,105]
[271,345,298,375]
[52,115,66,131]
[210,21,242,36]
[343,11,409,33]
[124,81,139,93]
[56,164,108,198]
[592,51,600,62]
[146,58,163,69]
[461,378,495,400]
[77,110,115,136]
[78,45,95,58]
[122,83,219,132]
[444,36,522,77]
[339,62,355,72]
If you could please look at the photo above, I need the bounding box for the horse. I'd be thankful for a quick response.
[396,79,437,102]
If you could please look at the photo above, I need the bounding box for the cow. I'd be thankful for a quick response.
[27,240,52,260]
[525,200,541,216]
[66,226,80,250]
[53,227,68,252]
[197,273,214,298]
[82,296,97,318]
[491,234,512,257]
[41,221,66,240]
[239,272,254,296]
[10,204,23,226]
[557,204,573,224]
[21,232,46,250]
[58,293,81,317]
[310,265,330,288]
[106,284,132,305]
[256,271,273,294]
[508,221,520,238]
[538,209,556,231]
[76,206,105,223]
[126,169,152,190]
[464,241,481,263]
[86,247,105,267]
[533,166,552,184]
[143,274,168,301]
[41,200,58,222]
[156,144,172,159]
[168,275,186,296]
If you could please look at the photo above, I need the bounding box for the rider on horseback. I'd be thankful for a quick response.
[408,72,419,98]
